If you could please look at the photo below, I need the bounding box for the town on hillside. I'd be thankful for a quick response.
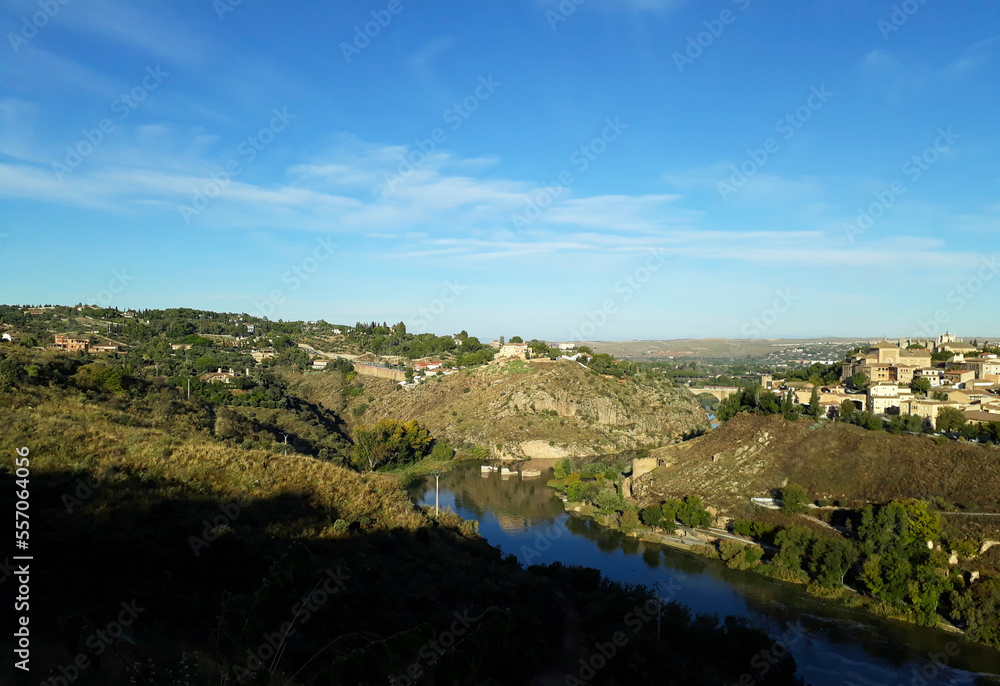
[698,333,1000,437]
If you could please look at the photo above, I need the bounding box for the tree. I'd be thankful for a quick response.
[780,483,810,514]
[640,505,663,528]
[808,386,820,418]
[553,458,572,480]
[910,377,931,396]
[774,526,815,570]
[781,389,795,415]
[937,407,967,433]
[857,411,883,431]
[810,537,859,588]
[840,399,857,423]
[676,495,712,528]
[509,336,523,343]
[351,419,433,471]
[660,499,683,532]
[850,372,869,391]
[0,356,23,390]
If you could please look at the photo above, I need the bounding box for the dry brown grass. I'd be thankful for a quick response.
[0,386,423,533]
[637,413,1000,516]
[290,360,707,459]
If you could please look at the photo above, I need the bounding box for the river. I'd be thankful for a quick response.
[410,462,1000,686]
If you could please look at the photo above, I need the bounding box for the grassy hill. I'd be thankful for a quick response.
[634,413,1000,535]
[638,414,1000,507]
[290,359,709,460]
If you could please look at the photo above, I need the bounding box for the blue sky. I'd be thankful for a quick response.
[1,0,998,341]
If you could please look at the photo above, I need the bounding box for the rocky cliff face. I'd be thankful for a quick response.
[336,359,710,459]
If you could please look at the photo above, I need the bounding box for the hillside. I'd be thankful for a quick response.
[290,359,709,460]
[634,413,1000,515]
[0,352,806,685]
[0,384,558,683]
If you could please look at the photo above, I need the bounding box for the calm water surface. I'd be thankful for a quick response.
[411,462,1000,686]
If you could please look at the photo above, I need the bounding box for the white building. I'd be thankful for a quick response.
[867,383,912,414]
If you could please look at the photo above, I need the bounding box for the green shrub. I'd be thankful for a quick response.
[640,505,663,528]
[732,519,776,542]
[676,495,712,528]
[720,541,763,570]
[594,489,626,514]
[553,458,572,480]
[620,510,640,532]
[780,483,810,515]
[430,441,454,461]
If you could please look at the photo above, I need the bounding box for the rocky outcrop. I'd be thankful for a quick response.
[517,440,573,460]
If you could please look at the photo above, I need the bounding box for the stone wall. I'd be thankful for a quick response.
[353,363,405,382]
[632,456,659,480]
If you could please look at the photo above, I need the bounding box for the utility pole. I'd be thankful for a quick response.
[282,433,289,455]
[432,470,441,516]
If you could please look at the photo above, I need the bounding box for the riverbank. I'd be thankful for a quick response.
[555,491,983,641]
[412,461,1000,684]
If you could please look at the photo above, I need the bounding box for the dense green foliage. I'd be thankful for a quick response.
[716,385,780,421]
[732,498,1000,635]
[351,419,434,470]
[779,483,810,515]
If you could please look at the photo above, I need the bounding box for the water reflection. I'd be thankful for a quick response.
[411,462,1000,686]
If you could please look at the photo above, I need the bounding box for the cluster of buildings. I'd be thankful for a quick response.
[52,335,121,354]
[199,368,245,384]
[495,342,529,360]
[837,334,1000,426]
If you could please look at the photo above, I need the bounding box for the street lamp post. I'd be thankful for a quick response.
[432,470,441,516]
